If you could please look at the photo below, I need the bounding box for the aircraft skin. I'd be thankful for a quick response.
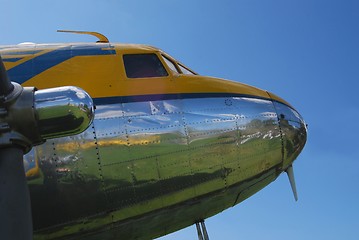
[0,41,307,239]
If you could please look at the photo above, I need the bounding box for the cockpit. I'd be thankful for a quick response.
[123,53,196,79]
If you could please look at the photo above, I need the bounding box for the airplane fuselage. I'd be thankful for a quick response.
[0,42,307,239]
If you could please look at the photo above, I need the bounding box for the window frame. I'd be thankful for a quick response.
[161,54,181,74]
[161,53,197,75]
[177,63,197,75]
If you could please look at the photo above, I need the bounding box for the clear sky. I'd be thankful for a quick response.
[1,0,358,239]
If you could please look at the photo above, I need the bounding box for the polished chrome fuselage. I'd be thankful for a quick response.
[25,95,306,239]
[0,42,307,239]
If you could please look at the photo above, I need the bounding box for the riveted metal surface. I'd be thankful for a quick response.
[27,96,306,240]
[273,102,307,169]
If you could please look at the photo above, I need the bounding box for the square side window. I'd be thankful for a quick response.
[123,54,168,78]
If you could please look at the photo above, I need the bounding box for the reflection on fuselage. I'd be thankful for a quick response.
[24,96,306,239]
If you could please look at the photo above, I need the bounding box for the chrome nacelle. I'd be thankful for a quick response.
[34,86,94,139]
[0,84,94,152]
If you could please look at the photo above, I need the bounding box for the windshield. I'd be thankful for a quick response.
[161,54,197,75]
[178,63,196,75]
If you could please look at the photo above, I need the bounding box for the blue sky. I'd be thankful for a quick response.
[1,0,358,239]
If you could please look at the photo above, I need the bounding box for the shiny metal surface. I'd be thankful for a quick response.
[34,86,94,139]
[273,101,307,169]
[25,95,307,240]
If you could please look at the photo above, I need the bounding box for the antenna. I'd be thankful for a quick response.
[57,30,109,43]
[286,164,298,201]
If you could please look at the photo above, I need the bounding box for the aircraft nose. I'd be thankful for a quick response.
[271,97,307,169]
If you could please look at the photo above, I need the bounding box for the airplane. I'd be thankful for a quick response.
[0,30,307,240]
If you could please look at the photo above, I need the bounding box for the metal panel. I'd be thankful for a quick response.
[273,102,307,168]
[29,96,303,239]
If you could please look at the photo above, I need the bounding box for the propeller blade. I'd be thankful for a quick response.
[286,165,298,201]
[0,56,33,239]
[0,55,13,97]
[0,148,33,240]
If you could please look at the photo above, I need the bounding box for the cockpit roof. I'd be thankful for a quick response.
[0,42,162,53]
[113,43,161,52]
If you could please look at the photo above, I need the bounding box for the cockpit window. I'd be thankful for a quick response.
[123,54,168,78]
[162,55,180,74]
[178,63,196,75]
